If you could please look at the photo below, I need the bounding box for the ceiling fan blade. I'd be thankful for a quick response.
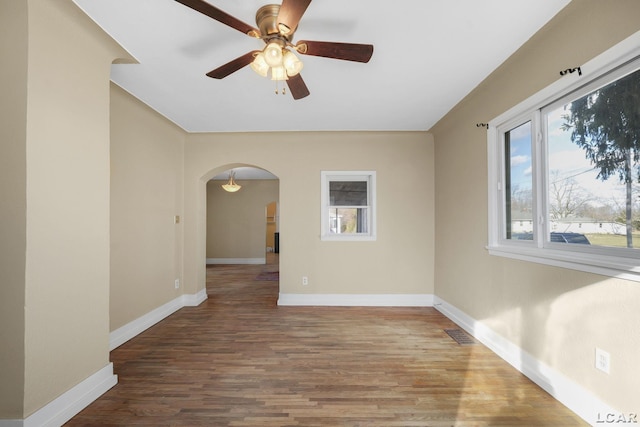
[296,40,373,63]
[277,0,312,35]
[175,0,261,38]
[286,74,310,100]
[206,51,260,79]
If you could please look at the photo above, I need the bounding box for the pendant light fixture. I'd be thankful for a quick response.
[221,170,242,193]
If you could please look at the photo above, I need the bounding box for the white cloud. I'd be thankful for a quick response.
[549,149,628,203]
[509,122,531,141]
[511,154,529,167]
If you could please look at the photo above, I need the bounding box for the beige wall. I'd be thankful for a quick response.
[0,0,28,418]
[0,0,129,419]
[184,132,435,296]
[22,0,128,416]
[110,84,186,331]
[431,0,640,413]
[206,179,279,260]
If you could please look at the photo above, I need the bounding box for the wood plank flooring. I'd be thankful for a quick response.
[66,258,587,426]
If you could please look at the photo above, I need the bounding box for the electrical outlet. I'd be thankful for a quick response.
[302,276,308,286]
[595,347,610,374]
[174,279,180,289]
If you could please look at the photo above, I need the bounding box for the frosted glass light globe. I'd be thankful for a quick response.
[283,50,303,76]
[264,42,283,68]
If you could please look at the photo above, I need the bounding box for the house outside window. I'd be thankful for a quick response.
[487,32,640,281]
[321,171,376,241]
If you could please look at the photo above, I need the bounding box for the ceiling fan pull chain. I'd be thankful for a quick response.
[274,79,286,95]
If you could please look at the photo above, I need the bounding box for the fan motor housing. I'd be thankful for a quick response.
[256,4,295,39]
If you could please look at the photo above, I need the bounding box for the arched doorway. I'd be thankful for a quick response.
[203,165,280,295]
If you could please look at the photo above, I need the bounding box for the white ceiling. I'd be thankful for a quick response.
[74,0,570,133]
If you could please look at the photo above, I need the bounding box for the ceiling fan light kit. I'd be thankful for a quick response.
[175,0,374,100]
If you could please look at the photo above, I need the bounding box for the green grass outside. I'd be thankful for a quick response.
[585,233,640,248]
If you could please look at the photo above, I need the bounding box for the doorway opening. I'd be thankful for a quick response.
[204,165,280,296]
[265,200,279,268]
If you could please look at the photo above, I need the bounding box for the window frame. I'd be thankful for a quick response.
[321,171,377,241]
[487,31,640,282]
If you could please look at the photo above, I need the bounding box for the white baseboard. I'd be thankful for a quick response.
[433,296,617,426]
[0,364,117,427]
[206,258,265,265]
[109,289,208,350]
[278,293,434,306]
[183,288,208,307]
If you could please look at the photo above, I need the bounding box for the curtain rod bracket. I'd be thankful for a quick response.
[559,66,582,77]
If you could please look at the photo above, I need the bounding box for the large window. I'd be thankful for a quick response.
[488,33,640,281]
[321,171,376,241]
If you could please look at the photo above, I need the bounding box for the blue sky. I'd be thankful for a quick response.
[508,121,532,191]
[546,105,630,205]
[508,105,632,208]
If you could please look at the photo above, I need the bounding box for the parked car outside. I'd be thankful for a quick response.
[550,232,590,244]
[511,232,591,244]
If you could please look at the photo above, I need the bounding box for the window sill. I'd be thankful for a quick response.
[321,234,376,242]
[487,244,640,283]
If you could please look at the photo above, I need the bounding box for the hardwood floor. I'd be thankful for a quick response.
[66,257,587,426]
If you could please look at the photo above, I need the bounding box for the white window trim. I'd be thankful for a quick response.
[321,171,377,241]
[487,30,640,282]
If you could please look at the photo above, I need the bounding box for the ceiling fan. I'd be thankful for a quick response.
[174,0,374,100]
